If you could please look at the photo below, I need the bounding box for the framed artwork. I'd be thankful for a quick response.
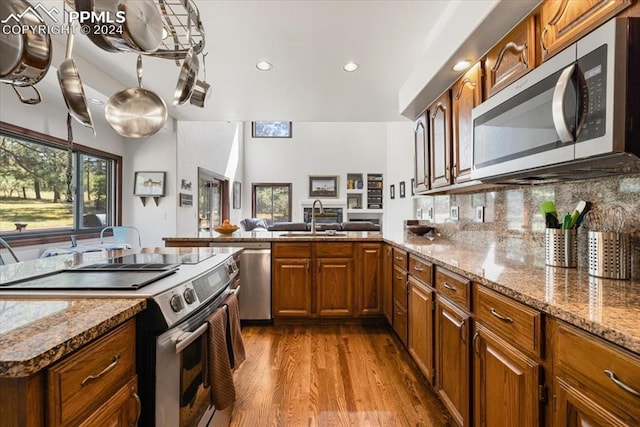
[399,181,406,198]
[252,121,292,138]
[134,171,166,196]
[390,184,395,199]
[309,175,338,198]
[179,193,193,206]
[411,178,415,196]
[233,181,242,209]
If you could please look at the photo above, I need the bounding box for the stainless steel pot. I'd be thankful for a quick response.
[74,0,163,53]
[173,48,199,105]
[189,79,211,108]
[58,31,94,133]
[105,55,168,138]
[0,0,52,104]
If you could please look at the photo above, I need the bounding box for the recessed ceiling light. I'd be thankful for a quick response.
[343,62,359,72]
[256,61,273,71]
[452,60,472,71]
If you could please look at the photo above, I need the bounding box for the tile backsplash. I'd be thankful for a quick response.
[412,174,640,276]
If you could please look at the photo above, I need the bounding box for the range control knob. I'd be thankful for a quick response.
[183,288,197,305]
[169,294,184,312]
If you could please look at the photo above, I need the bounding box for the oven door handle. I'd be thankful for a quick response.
[175,323,209,354]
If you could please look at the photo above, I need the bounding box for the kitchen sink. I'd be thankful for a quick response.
[279,232,347,237]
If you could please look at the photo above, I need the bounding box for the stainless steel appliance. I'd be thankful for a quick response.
[212,242,272,320]
[471,17,640,183]
[0,248,241,427]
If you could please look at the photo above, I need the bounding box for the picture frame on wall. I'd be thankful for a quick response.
[411,178,415,196]
[233,181,241,209]
[399,181,406,198]
[390,184,395,199]
[134,171,166,196]
[309,175,338,198]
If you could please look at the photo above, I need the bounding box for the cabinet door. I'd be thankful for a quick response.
[393,299,408,346]
[408,277,434,384]
[540,0,631,61]
[272,258,312,317]
[484,16,536,98]
[473,326,542,427]
[452,62,482,183]
[79,377,140,427]
[356,243,382,316]
[436,296,471,427]
[392,265,408,309]
[414,113,429,193]
[316,258,354,317]
[429,91,452,188]
[382,244,393,323]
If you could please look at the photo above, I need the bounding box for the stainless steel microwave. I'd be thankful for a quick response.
[471,17,640,183]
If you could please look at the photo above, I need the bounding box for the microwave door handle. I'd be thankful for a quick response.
[574,66,589,138]
[552,63,577,143]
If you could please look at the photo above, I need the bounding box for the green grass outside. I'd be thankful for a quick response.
[0,196,73,232]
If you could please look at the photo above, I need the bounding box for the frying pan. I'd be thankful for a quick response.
[58,31,95,133]
[190,53,211,108]
[105,55,168,138]
[173,48,199,105]
[0,0,52,104]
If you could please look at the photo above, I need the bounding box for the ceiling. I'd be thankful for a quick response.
[35,0,454,123]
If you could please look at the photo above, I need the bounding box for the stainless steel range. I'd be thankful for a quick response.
[0,247,241,427]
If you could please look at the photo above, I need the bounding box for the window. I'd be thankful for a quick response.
[252,183,292,225]
[251,121,292,138]
[198,168,229,233]
[0,124,120,241]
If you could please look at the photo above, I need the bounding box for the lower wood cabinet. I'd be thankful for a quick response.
[382,244,393,323]
[408,276,434,384]
[316,257,354,317]
[79,377,140,427]
[356,243,383,316]
[273,257,312,317]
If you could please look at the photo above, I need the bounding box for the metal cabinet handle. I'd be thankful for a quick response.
[395,275,403,280]
[81,354,120,386]
[443,282,457,292]
[605,370,640,398]
[130,387,142,426]
[490,308,514,323]
[413,265,424,272]
[460,319,466,344]
[540,26,549,53]
[395,256,404,260]
[472,331,480,354]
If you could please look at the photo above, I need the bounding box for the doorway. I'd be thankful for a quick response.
[198,167,229,233]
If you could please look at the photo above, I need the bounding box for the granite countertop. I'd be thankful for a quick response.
[0,298,146,378]
[164,230,384,242]
[383,234,640,355]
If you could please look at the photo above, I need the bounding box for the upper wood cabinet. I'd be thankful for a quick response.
[452,62,483,183]
[428,90,452,189]
[413,113,429,193]
[539,0,632,62]
[484,15,537,98]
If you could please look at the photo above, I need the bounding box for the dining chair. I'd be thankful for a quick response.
[0,237,19,265]
[100,226,142,249]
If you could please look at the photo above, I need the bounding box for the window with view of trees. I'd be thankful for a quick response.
[251,121,292,138]
[0,128,119,237]
[252,183,292,225]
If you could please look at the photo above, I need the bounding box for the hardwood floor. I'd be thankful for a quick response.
[230,324,450,426]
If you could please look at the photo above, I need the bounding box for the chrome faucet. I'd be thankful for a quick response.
[311,199,324,234]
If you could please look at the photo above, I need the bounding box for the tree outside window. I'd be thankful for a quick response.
[252,183,292,225]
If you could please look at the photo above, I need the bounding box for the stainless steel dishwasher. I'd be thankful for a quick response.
[211,241,272,320]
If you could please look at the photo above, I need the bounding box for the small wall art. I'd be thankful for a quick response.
[399,181,406,198]
[179,193,193,206]
[134,171,166,196]
[233,181,242,209]
[390,184,395,199]
[309,175,338,198]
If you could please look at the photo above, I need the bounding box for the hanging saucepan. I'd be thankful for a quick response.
[105,55,167,138]
[190,53,211,108]
[173,48,199,105]
[0,0,52,104]
[58,31,95,134]
[74,0,163,53]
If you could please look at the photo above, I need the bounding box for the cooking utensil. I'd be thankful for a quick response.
[540,201,558,228]
[0,0,52,104]
[58,30,95,133]
[173,48,199,105]
[105,55,168,138]
[190,53,211,108]
[74,0,163,53]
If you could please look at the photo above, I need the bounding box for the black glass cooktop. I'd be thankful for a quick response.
[77,252,216,270]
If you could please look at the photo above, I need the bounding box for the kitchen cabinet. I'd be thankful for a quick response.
[408,274,435,384]
[553,320,640,426]
[435,267,471,427]
[355,242,383,316]
[382,244,393,323]
[484,15,537,98]
[428,90,452,189]
[413,113,429,193]
[272,243,313,317]
[539,0,632,62]
[0,320,139,427]
[473,285,545,427]
[316,257,354,317]
[392,248,409,345]
[451,62,482,183]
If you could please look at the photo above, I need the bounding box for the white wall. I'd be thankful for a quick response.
[175,121,244,236]
[383,122,415,234]
[243,122,387,222]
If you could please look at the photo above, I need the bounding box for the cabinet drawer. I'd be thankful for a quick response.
[392,248,408,269]
[435,267,470,310]
[408,255,432,285]
[316,242,353,257]
[475,285,543,357]
[79,376,139,427]
[273,242,312,258]
[47,320,136,427]
[555,321,640,420]
[393,299,408,346]
[392,265,408,308]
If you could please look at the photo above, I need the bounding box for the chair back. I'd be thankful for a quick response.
[100,226,142,249]
[0,237,19,265]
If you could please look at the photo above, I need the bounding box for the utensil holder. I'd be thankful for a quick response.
[545,228,577,268]
[588,231,631,279]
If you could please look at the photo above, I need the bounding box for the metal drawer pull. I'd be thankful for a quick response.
[490,308,514,323]
[605,370,640,398]
[414,265,424,272]
[395,275,403,280]
[460,319,466,343]
[130,387,142,425]
[443,282,457,292]
[395,256,404,260]
[472,331,480,354]
[81,354,120,386]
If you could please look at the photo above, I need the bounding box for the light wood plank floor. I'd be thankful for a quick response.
[230,324,450,426]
